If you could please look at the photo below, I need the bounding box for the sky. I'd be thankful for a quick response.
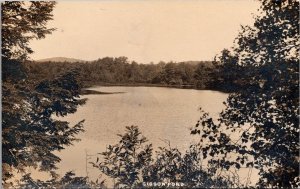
[29,0,260,63]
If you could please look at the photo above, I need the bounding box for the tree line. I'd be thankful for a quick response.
[26,57,243,92]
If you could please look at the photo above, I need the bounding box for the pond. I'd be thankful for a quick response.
[29,86,259,185]
[47,86,228,181]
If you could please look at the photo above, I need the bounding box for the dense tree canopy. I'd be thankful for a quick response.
[2,1,86,185]
[27,58,227,91]
[2,67,86,183]
[192,0,299,187]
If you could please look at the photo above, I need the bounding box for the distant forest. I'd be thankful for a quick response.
[26,55,242,92]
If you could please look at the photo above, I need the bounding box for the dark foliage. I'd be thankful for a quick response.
[2,66,86,182]
[2,1,86,185]
[191,0,299,187]
[18,171,106,189]
[93,126,233,188]
[143,144,232,188]
[91,126,153,188]
[27,58,233,91]
[1,1,56,60]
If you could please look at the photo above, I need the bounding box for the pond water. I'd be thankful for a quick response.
[53,87,226,179]
[27,86,258,185]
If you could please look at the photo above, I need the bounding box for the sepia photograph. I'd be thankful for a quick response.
[2,0,299,188]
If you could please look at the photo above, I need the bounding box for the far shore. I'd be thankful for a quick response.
[80,83,195,95]
[80,83,231,95]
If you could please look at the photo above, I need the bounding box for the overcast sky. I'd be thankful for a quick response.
[29,0,260,63]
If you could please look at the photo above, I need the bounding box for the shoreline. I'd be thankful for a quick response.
[80,83,232,95]
[80,89,126,95]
